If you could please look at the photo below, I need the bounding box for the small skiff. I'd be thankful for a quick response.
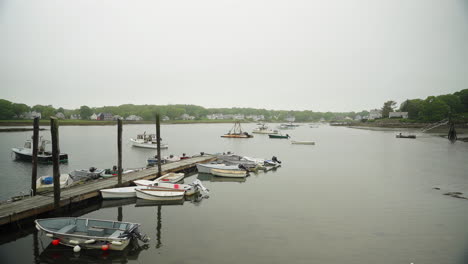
[396,134,416,139]
[196,163,241,174]
[36,174,74,193]
[133,179,208,196]
[211,168,248,178]
[35,217,149,251]
[269,134,290,139]
[291,140,315,145]
[100,186,147,199]
[136,188,186,201]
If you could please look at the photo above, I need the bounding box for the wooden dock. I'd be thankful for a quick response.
[0,155,216,227]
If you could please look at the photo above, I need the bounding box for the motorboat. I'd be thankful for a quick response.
[221,122,253,138]
[36,174,74,193]
[396,133,416,139]
[35,217,149,251]
[132,179,208,196]
[135,188,186,201]
[211,168,248,178]
[100,167,140,178]
[291,140,315,145]
[12,137,68,163]
[252,124,278,134]
[215,154,259,169]
[130,133,168,149]
[69,167,105,182]
[269,134,290,139]
[196,163,243,174]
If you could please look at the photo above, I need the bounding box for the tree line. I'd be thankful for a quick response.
[0,88,466,122]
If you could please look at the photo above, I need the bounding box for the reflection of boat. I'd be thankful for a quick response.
[136,188,186,201]
[197,173,246,183]
[11,137,69,163]
[135,198,185,207]
[211,169,248,178]
[38,238,147,263]
[100,197,137,208]
[269,134,290,139]
[196,163,242,174]
[252,124,278,134]
[291,140,315,145]
[396,133,416,139]
[130,133,168,149]
[35,217,149,251]
[36,174,73,193]
[221,122,253,138]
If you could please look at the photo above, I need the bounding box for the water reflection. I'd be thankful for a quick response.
[197,173,246,183]
[36,239,148,264]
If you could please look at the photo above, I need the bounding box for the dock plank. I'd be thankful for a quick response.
[0,155,215,226]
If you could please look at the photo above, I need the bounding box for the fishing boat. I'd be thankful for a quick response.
[269,134,290,139]
[291,140,315,145]
[252,124,278,134]
[100,186,148,199]
[69,167,105,182]
[221,122,253,138]
[11,137,69,163]
[35,217,149,251]
[36,174,74,193]
[396,133,416,139]
[130,133,168,149]
[136,188,186,201]
[211,168,248,178]
[196,163,243,174]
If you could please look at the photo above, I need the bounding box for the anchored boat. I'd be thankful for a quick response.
[12,137,69,163]
[136,188,186,201]
[221,122,253,138]
[268,134,290,139]
[35,217,149,251]
[130,133,168,149]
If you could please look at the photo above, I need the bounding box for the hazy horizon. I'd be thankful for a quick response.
[1,0,468,112]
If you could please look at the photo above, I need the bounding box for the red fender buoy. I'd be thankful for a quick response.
[52,239,60,246]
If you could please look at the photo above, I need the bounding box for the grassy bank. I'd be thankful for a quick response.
[0,119,251,126]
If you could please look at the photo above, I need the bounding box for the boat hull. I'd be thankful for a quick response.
[291,141,315,145]
[268,134,289,139]
[196,163,240,174]
[221,134,253,138]
[130,139,168,149]
[12,148,68,163]
[211,169,248,178]
[36,174,73,193]
[100,186,146,199]
[136,189,185,201]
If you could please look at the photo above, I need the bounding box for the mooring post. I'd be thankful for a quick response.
[117,118,123,186]
[50,117,61,208]
[31,117,39,196]
[156,114,162,177]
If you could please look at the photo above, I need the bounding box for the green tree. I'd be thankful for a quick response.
[419,96,450,121]
[11,103,30,118]
[381,100,397,118]
[79,105,93,119]
[453,89,468,112]
[399,99,423,119]
[0,99,14,119]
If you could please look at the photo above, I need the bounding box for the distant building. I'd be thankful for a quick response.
[246,115,265,121]
[22,111,42,119]
[344,116,352,120]
[162,116,170,121]
[181,114,195,120]
[125,115,143,121]
[389,112,408,119]
[369,109,382,120]
[285,116,295,122]
[354,115,362,121]
[90,113,98,120]
[233,114,244,120]
[97,113,113,121]
[113,115,122,120]
[70,114,81,120]
[207,114,224,120]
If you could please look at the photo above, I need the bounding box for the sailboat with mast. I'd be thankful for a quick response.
[221,122,253,138]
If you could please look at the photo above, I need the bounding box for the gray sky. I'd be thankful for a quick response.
[1,0,467,112]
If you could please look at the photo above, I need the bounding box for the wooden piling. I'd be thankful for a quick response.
[31,117,39,196]
[117,118,123,186]
[156,114,162,177]
[50,117,61,208]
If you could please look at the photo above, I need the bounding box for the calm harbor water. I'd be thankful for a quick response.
[0,123,467,263]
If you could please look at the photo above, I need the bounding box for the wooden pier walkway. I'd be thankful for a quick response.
[0,155,216,227]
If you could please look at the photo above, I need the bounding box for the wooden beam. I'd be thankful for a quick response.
[31,117,39,196]
[117,118,123,186]
[50,117,61,208]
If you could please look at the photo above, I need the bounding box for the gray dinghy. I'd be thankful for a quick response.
[35,217,149,251]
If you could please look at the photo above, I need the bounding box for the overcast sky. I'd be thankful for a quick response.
[1,0,467,112]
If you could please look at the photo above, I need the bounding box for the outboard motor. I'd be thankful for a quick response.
[272,156,281,164]
[238,164,248,171]
[89,167,96,172]
[192,179,209,194]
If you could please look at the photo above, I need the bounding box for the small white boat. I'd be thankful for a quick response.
[196,163,241,174]
[132,179,208,196]
[252,124,279,134]
[35,217,149,251]
[291,140,315,145]
[135,188,185,201]
[100,186,147,199]
[36,174,74,193]
[130,133,168,149]
[133,172,184,187]
[211,169,248,178]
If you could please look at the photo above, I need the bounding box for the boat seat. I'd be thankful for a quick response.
[109,230,124,238]
[87,227,105,237]
[57,224,77,234]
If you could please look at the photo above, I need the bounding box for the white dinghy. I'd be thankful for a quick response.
[100,186,148,199]
[211,168,248,178]
[36,174,74,193]
[133,172,184,186]
[136,187,186,201]
[133,179,208,196]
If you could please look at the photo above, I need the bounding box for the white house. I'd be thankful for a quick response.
[125,115,143,121]
[22,111,42,119]
[369,109,382,120]
[70,114,81,120]
[207,113,224,120]
[181,114,195,120]
[233,114,244,120]
[162,116,170,121]
[90,113,98,120]
[246,115,265,121]
[389,112,409,119]
[285,116,295,122]
[354,115,362,121]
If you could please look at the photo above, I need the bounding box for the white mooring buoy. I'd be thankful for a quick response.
[73,245,81,253]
